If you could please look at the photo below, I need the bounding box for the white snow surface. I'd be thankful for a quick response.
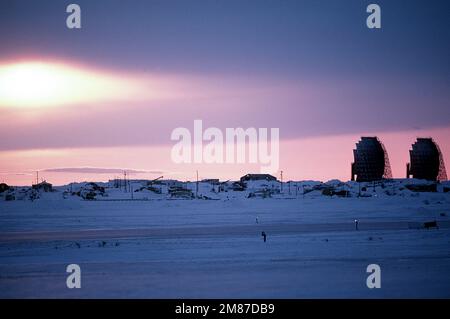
[0,179,450,298]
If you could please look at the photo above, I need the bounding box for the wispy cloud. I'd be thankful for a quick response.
[0,172,33,176]
[42,167,164,175]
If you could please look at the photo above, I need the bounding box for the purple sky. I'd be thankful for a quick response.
[0,0,449,184]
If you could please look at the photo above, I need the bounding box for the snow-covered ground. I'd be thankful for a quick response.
[0,179,450,298]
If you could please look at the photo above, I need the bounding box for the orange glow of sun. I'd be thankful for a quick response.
[0,61,147,108]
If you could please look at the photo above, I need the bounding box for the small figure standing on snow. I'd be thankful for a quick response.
[256,217,259,224]
[354,219,359,231]
[261,231,267,242]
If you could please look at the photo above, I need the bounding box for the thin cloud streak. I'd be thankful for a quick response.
[41,167,164,175]
[1,71,449,151]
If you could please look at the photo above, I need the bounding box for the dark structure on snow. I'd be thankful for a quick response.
[32,181,53,192]
[351,137,392,182]
[0,183,10,193]
[201,179,220,185]
[406,138,447,181]
[240,174,277,183]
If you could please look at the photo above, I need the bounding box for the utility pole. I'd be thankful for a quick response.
[196,170,199,197]
[124,171,127,192]
[280,170,283,193]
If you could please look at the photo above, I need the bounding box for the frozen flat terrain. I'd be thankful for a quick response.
[1,180,450,298]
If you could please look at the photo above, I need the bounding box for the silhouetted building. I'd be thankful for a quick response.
[240,174,277,183]
[406,138,447,181]
[201,179,220,184]
[32,181,53,192]
[0,183,10,193]
[351,137,392,182]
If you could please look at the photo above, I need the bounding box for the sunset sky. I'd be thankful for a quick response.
[0,0,449,185]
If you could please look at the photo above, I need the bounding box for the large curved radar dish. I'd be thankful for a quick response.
[351,137,392,182]
[407,138,447,181]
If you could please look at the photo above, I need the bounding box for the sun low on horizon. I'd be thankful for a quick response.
[0,61,152,109]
